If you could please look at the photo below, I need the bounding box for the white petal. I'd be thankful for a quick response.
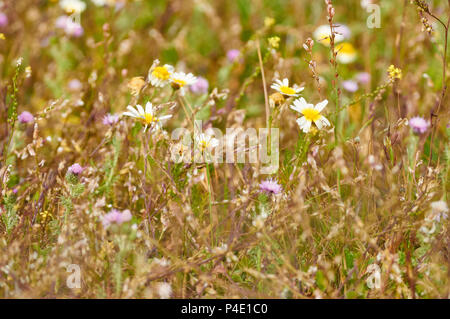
[315,100,328,112]
[296,116,311,133]
[159,114,173,121]
[282,78,289,86]
[320,116,331,127]
[136,104,145,115]
[126,105,140,117]
[290,97,308,113]
[123,112,138,118]
[145,102,154,115]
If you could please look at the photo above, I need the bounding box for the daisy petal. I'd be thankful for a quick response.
[315,100,328,112]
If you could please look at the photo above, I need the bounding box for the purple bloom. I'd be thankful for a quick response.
[103,113,120,126]
[0,12,8,28]
[101,209,132,228]
[356,72,371,84]
[190,76,209,94]
[227,49,241,63]
[68,163,84,175]
[342,80,359,92]
[334,24,352,40]
[68,79,83,91]
[55,16,84,38]
[18,111,34,124]
[259,178,282,195]
[409,116,430,134]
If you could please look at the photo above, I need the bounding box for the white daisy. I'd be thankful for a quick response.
[59,0,86,14]
[149,64,174,87]
[195,132,219,152]
[123,102,172,131]
[270,78,304,97]
[290,98,331,133]
[170,72,197,95]
[313,24,351,46]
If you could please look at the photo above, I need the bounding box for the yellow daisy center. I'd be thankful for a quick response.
[337,43,356,55]
[152,66,171,81]
[318,35,331,45]
[279,86,296,95]
[172,78,187,88]
[301,108,321,122]
[199,140,209,150]
[142,113,158,125]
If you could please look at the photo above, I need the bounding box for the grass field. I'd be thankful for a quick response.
[0,0,449,298]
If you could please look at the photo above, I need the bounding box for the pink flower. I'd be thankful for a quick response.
[68,163,84,175]
[0,12,8,28]
[227,49,241,63]
[101,209,132,228]
[103,113,120,126]
[259,178,282,195]
[68,79,83,91]
[55,16,84,38]
[342,80,359,92]
[356,72,371,84]
[18,111,34,124]
[190,76,209,94]
[409,116,430,134]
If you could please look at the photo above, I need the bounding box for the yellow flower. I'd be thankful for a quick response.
[335,42,357,64]
[0,33,5,40]
[268,36,280,49]
[388,65,402,80]
[264,17,275,28]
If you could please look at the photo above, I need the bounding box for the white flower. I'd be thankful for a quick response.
[170,72,197,95]
[91,0,115,6]
[194,130,219,162]
[123,102,172,131]
[157,282,172,299]
[195,132,219,152]
[59,0,86,14]
[270,78,304,97]
[313,24,351,46]
[149,64,174,87]
[428,200,449,222]
[290,98,331,133]
[365,264,381,290]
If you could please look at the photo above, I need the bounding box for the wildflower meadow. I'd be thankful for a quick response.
[0,0,449,300]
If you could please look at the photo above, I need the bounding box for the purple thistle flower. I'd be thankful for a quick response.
[68,163,84,175]
[0,12,8,28]
[101,209,132,228]
[103,113,120,126]
[190,76,209,95]
[227,49,241,63]
[259,178,283,195]
[409,116,430,134]
[18,111,34,124]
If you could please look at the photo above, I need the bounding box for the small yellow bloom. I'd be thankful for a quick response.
[268,36,280,49]
[0,33,5,40]
[264,17,275,28]
[388,65,402,80]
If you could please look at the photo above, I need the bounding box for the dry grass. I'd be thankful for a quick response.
[0,0,449,298]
